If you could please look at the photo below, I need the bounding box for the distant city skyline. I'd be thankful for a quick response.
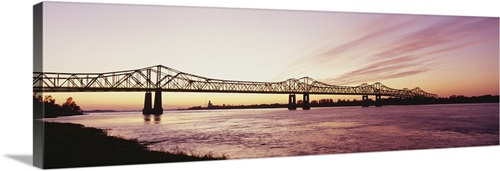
[41,2,499,110]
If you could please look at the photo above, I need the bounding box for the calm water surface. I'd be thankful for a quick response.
[45,103,499,159]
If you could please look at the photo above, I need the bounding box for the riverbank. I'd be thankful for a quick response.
[42,121,226,169]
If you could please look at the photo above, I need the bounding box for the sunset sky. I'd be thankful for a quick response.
[41,2,499,110]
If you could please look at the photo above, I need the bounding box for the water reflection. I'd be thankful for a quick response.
[143,114,162,124]
[154,115,161,123]
[45,104,499,159]
[143,115,151,122]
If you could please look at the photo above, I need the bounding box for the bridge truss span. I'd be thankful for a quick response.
[34,65,438,113]
[33,65,437,99]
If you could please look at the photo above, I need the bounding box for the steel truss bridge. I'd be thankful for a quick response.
[33,65,437,114]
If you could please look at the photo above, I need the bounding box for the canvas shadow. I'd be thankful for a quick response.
[5,155,33,166]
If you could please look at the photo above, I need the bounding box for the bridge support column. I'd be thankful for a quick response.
[153,89,163,115]
[288,94,297,110]
[302,93,310,110]
[142,91,153,114]
[375,94,382,107]
[362,95,369,107]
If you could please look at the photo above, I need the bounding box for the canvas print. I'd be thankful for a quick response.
[33,1,499,169]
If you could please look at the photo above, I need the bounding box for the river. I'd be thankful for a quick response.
[45,103,499,159]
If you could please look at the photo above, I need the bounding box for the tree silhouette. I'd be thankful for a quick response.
[62,97,81,111]
[34,95,84,118]
[44,95,56,104]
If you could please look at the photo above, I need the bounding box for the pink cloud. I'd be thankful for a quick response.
[321,17,497,85]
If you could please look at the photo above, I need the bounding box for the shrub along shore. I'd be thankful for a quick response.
[42,121,226,169]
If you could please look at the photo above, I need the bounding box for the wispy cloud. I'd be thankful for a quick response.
[324,55,425,85]
[275,15,498,85]
[372,17,497,59]
[318,16,416,60]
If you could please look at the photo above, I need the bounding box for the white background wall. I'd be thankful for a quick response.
[0,0,499,171]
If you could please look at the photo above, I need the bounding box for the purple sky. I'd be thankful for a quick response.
[42,2,499,109]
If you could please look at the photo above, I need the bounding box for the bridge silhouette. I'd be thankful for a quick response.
[33,65,437,114]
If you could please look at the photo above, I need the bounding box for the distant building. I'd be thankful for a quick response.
[208,100,213,108]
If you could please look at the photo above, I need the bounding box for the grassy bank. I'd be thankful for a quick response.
[42,121,226,169]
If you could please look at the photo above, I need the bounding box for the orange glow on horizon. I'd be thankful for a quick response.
[42,89,498,111]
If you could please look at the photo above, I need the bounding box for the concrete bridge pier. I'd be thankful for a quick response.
[375,94,382,107]
[153,89,163,115]
[302,93,310,110]
[362,95,370,107]
[288,94,297,110]
[142,91,153,114]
